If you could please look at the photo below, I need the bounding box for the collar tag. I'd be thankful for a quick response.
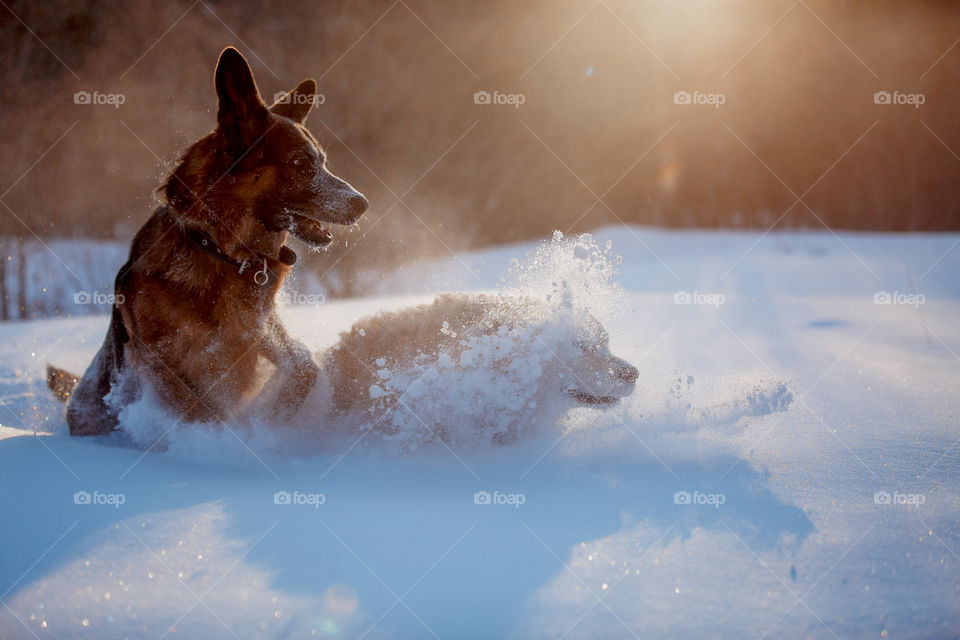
[253,259,269,286]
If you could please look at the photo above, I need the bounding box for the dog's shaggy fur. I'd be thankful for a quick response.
[288,293,638,447]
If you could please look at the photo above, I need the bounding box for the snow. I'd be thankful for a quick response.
[0,238,127,319]
[1,225,959,638]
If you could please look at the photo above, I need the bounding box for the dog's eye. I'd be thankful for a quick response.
[292,152,315,166]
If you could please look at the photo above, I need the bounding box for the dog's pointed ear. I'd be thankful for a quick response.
[214,47,269,148]
[270,79,317,123]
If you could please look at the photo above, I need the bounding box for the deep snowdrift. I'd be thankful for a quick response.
[1,226,958,639]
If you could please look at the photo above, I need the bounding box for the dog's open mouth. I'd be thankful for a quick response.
[289,214,334,247]
[567,389,619,406]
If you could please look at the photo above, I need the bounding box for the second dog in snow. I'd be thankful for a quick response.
[272,293,638,449]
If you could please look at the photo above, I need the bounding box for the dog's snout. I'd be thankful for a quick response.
[349,194,369,217]
[616,362,639,385]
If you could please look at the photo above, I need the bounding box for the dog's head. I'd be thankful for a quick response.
[166,47,368,248]
[548,310,638,406]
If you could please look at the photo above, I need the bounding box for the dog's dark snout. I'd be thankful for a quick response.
[617,362,639,385]
[349,194,368,217]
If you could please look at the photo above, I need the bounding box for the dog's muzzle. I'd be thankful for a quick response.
[287,193,368,246]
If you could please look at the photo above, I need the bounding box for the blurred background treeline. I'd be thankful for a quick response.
[1,0,959,304]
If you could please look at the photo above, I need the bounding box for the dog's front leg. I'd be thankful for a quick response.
[259,313,319,421]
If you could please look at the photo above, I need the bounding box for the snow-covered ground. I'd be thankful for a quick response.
[1,225,958,639]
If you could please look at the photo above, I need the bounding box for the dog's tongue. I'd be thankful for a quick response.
[289,215,333,246]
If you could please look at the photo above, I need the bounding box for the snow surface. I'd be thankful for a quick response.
[1,226,958,639]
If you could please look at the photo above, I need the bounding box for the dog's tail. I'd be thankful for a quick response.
[47,365,80,402]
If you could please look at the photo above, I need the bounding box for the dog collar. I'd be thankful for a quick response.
[184,227,297,284]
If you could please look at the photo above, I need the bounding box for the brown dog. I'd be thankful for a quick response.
[47,47,367,436]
